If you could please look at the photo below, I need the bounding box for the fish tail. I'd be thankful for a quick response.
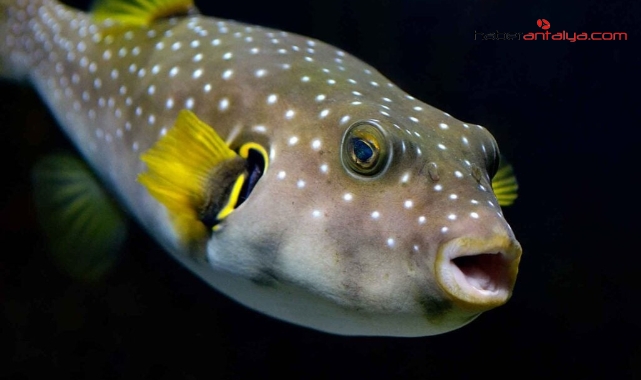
[0,0,55,80]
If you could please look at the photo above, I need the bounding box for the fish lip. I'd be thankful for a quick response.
[434,236,522,311]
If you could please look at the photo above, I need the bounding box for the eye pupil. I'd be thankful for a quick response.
[352,138,374,163]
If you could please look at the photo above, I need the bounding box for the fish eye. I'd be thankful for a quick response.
[341,121,389,176]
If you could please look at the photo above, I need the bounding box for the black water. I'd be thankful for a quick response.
[2,0,639,378]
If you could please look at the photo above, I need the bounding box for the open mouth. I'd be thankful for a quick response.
[435,237,521,310]
[451,253,508,293]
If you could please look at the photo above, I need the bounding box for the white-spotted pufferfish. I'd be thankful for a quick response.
[0,0,522,336]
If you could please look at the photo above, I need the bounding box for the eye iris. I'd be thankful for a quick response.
[341,120,388,176]
[352,138,374,163]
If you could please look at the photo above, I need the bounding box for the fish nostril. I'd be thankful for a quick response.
[451,253,509,293]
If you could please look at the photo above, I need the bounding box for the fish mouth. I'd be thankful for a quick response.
[435,236,522,311]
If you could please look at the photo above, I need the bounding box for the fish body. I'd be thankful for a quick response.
[1,0,522,336]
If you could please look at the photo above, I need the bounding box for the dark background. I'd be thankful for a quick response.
[2,0,639,378]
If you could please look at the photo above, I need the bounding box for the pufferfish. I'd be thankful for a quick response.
[0,0,522,336]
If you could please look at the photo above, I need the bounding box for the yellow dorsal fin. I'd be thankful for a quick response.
[138,110,244,242]
[92,0,196,26]
[491,158,518,206]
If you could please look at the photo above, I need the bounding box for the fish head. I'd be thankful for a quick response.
[205,89,521,336]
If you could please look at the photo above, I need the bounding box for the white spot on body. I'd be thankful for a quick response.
[219,98,230,111]
[371,211,380,220]
[285,110,295,120]
[222,69,233,80]
[343,193,353,202]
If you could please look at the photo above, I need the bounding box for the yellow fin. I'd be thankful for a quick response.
[32,153,128,282]
[92,0,196,26]
[491,158,518,206]
[138,110,244,242]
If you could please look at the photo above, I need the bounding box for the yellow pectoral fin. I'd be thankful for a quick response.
[92,0,196,26]
[491,158,518,207]
[138,110,245,242]
[32,153,128,282]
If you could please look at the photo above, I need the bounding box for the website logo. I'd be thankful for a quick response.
[536,19,550,30]
[474,19,627,42]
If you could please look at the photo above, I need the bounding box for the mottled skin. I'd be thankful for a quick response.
[2,0,522,336]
